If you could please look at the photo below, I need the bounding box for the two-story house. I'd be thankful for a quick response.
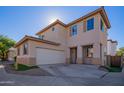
[14,7,111,66]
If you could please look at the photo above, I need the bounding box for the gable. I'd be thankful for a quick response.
[36,20,66,35]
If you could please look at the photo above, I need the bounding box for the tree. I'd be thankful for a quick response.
[0,35,16,61]
[116,47,124,56]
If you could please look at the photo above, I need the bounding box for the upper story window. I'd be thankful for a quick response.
[71,25,77,36]
[23,43,28,55]
[100,19,104,32]
[52,27,55,32]
[87,18,94,31]
[39,35,44,40]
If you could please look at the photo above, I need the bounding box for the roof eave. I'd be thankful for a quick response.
[14,36,28,48]
[100,7,111,29]
[66,7,111,29]
[14,35,60,48]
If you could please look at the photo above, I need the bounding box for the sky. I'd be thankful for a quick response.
[0,6,124,48]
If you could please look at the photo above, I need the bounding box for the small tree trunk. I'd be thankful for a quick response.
[6,52,8,61]
[1,51,6,61]
[1,51,4,61]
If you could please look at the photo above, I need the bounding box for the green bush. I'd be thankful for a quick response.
[106,66,122,72]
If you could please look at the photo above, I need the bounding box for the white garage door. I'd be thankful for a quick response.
[36,47,65,65]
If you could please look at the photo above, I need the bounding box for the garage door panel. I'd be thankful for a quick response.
[36,48,65,65]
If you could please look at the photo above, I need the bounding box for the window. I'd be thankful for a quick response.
[23,43,28,55]
[87,18,94,31]
[100,19,104,32]
[17,48,20,56]
[71,25,77,36]
[39,35,44,40]
[52,27,55,31]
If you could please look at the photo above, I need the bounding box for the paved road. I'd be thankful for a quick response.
[0,63,124,86]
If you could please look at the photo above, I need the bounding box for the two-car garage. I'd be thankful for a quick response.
[36,47,65,65]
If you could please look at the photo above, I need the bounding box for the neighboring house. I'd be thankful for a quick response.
[107,39,118,56]
[14,7,111,66]
[8,47,17,61]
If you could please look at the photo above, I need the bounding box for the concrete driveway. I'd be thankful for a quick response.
[39,64,107,78]
[0,62,124,86]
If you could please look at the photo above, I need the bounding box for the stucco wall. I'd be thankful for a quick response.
[16,40,35,66]
[28,40,66,57]
[16,40,30,57]
[39,24,67,45]
[66,13,108,65]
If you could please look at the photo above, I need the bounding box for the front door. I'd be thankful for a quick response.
[70,47,77,64]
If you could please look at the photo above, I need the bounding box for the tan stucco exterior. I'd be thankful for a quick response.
[15,7,111,66]
[65,13,108,65]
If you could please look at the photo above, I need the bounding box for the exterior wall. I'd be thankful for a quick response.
[16,40,30,57]
[107,41,117,56]
[39,24,67,45]
[16,40,36,66]
[98,14,108,65]
[17,56,36,66]
[66,13,108,65]
[28,40,66,58]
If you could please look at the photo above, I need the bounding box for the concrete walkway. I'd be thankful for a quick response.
[0,63,124,86]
